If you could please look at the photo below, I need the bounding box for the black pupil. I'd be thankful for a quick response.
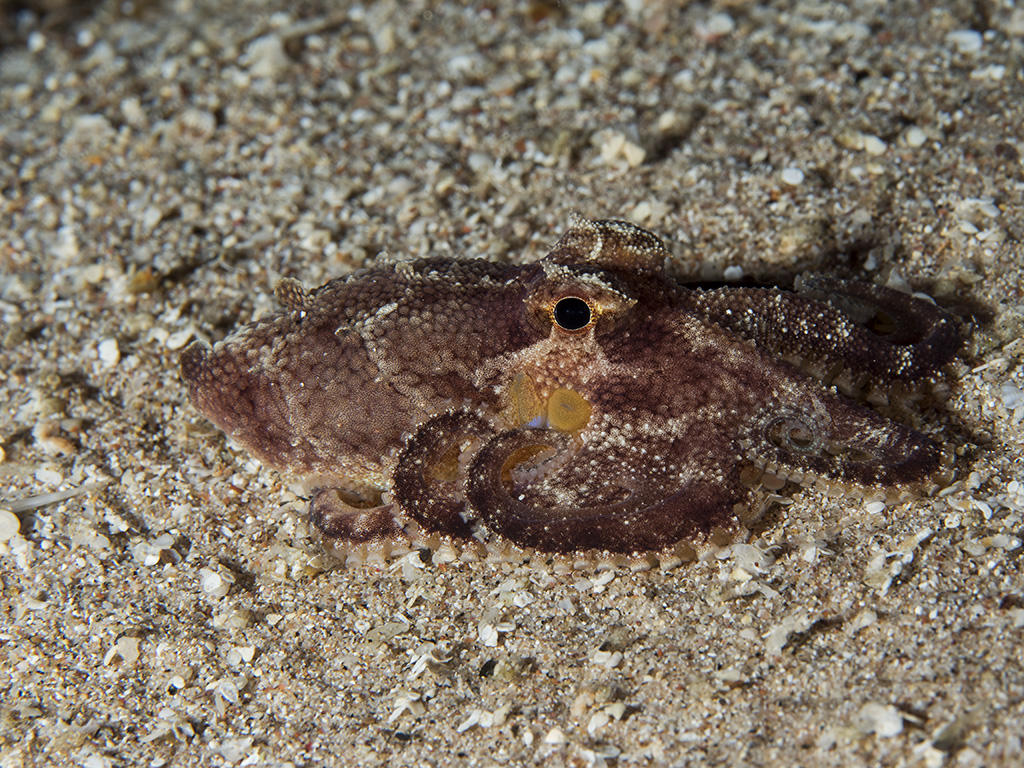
[553,297,591,330]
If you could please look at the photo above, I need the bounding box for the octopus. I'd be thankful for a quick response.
[180,216,960,560]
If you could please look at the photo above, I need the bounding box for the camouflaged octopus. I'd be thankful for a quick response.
[180,217,959,557]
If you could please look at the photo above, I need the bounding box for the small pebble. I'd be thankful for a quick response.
[64,114,115,151]
[200,567,233,597]
[245,35,289,78]
[54,227,80,260]
[656,110,681,132]
[600,132,646,167]
[862,135,887,156]
[587,710,610,736]
[104,636,141,665]
[780,167,804,186]
[705,13,735,36]
[35,467,63,486]
[970,64,1006,81]
[855,702,904,737]
[723,265,744,281]
[591,649,623,667]
[621,140,646,167]
[165,329,194,351]
[121,97,146,126]
[544,727,567,745]
[905,127,928,147]
[946,29,983,54]
[0,509,20,542]
[98,338,120,368]
[478,624,499,647]
[141,206,164,233]
[226,645,256,665]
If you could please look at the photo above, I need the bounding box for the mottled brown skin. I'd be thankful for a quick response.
[180,217,960,554]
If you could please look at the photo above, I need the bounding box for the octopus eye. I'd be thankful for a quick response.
[552,296,592,330]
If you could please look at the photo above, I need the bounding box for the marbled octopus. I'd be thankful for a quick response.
[181,217,959,556]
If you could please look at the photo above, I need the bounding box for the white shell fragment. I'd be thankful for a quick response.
[855,702,904,738]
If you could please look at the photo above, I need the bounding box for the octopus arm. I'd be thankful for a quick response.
[464,428,743,553]
[739,380,944,487]
[391,412,493,540]
[685,279,959,383]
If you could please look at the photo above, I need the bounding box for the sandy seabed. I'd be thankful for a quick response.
[2,1,1023,766]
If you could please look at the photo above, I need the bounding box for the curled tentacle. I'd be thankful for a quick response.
[741,394,943,486]
[392,411,494,539]
[465,428,741,553]
[309,488,402,541]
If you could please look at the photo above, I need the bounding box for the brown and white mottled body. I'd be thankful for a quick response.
[180,217,959,555]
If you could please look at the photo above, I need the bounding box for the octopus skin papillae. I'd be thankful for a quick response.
[180,217,960,561]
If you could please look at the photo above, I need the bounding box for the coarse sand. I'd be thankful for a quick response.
[2,1,1023,766]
